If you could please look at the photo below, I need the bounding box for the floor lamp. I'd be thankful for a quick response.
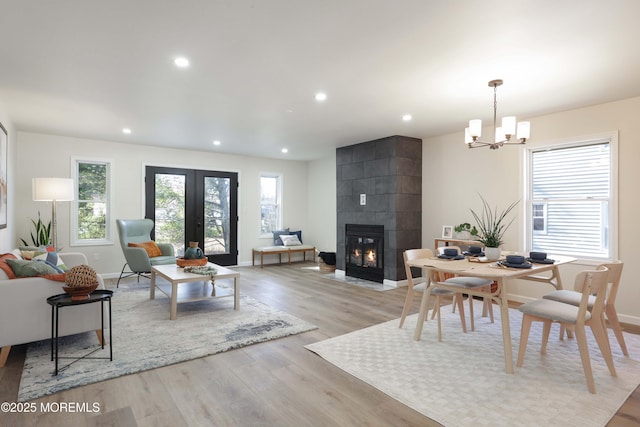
[32,177,75,250]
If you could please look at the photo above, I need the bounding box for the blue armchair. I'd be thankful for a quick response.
[116,219,176,287]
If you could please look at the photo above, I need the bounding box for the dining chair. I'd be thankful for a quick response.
[437,246,495,331]
[517,266,616,394]
[542,261,628,356]
[400,249,468,341]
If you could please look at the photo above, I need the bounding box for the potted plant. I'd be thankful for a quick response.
[19,211,52,247]
[453,222,478,240]
[470,195,519,260]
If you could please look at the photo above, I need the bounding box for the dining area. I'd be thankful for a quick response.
[401,241,628,394]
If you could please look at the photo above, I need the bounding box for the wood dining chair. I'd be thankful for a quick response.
[517,266,616,394]
[437,246,495,331]
[400,249,468,341]
[542,261,628,356]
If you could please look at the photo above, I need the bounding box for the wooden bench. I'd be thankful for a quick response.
[252,245,316,268]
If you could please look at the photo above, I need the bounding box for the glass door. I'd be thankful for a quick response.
[145,166,238,266]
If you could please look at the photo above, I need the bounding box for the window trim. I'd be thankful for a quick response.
[523,131,618,263]
[259,172,283,238]
[70,156,114,246]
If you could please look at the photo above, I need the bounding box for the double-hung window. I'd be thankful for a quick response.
[260,173,282,237]
[72,158,112,245]
[526,134,617,261]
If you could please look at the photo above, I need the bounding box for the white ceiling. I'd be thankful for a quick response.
[1,0,640,161]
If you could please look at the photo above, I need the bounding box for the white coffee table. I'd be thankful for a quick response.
[150,263,240,320]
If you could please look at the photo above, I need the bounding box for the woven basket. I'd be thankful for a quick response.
[318,258,336,273]
[177,257,208,267]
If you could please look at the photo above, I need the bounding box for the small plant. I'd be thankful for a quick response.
[470,195,519,248]
[454,222,478,237]
[20,211,51,247]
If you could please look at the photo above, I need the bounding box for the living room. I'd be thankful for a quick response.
[1,1,640,425]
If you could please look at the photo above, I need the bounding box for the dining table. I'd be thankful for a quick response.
[408,254,576,374]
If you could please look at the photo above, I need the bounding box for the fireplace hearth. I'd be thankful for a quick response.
[345,224,384,283]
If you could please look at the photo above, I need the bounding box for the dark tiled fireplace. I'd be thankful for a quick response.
[345,224,384,283]
[336,135,422,283]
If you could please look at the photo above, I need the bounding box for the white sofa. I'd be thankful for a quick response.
[0,252,105,367]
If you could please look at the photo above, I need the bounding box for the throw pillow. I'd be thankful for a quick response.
[0,253,18,279]
[33,250,68,272]
[42,273,67,282]
[272,228,290,246]
[281,235,302,246]
[128,241,162,258]
[290,230,303,243]
[6,259,59,278]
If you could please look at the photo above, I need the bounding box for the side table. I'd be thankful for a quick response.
[46,289,113,375]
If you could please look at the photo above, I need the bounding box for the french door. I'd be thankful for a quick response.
[145,166,238,266]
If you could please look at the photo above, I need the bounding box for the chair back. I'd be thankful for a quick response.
[597,261,623,306]
[403,249,434,290]
[574,266,609,324]
[116,219,155,250]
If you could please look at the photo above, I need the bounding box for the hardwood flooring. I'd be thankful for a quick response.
[1,263,639,426]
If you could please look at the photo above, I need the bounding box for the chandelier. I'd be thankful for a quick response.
[465,79,530,149]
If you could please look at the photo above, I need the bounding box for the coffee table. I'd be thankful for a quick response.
[150,263,240,320]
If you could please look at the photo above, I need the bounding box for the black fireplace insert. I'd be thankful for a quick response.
[345,224,384,283]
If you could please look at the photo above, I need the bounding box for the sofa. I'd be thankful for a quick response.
[0,251,105,367]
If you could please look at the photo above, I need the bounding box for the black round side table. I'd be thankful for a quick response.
[46,289,113,375]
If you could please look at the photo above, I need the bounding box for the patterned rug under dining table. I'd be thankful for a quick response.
[407,254,577,373]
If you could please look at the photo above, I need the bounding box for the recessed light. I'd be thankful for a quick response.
[402,114,412,122]
[281,148,288,153]
[174,57,190,68]
[315,92,327,102]
[213,140,221,146]
[122,128,131,134]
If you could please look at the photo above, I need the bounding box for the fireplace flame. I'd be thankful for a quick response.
[366,249,376,262]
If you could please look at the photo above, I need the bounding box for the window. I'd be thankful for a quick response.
[260,174,282,236]
[526,136,616,260]
[72,158,112,245]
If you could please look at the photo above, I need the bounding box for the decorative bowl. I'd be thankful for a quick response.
[62,283,98,301]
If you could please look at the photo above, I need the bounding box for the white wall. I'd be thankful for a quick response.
[422,96,640,325]
[15,132,309,275]
[306,151,337,253]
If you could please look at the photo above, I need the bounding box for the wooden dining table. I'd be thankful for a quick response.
[408,254,576,374]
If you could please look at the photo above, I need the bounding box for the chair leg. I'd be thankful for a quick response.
[116,263,129,288]
[517,315,533,367]
[468,294,475,332]
[0,346,11,368]
[455,293,467,333]
[575,324,596,394]
[590,317,617,377]
[605,304,629,356]
[436,298,443,342]
[398,289,414,328]
[541,321,552,355]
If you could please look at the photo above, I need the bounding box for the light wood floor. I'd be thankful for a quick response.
[1,263,639,426]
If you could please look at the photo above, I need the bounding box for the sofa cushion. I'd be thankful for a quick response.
[6,259,59,278]
[272,228,290,245]
[0,253,18,279]
[33,251,68,272]
[128,241,162,258]
[281,234,302,246]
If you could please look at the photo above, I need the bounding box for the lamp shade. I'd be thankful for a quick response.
[32,178,75,201]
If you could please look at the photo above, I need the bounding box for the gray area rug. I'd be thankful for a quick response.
[306,300,640,427]
[19,287,317,401]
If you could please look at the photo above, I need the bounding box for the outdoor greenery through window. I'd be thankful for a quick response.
[260,174,281,236]
[73,159,110,244]
[527,137,615,260]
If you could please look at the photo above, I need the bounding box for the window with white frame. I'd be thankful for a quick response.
[527,137,616,260]
[72,159,112,245]
[260,174,282,236]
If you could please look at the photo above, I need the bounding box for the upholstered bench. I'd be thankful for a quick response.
[252,245,316,268]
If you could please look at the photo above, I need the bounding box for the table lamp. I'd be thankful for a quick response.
[32,177,75,250]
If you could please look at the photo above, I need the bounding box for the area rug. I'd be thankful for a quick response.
[306,300,640,427]
[19,287,317,401]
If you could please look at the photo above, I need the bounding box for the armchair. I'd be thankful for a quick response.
[116,219,176,287]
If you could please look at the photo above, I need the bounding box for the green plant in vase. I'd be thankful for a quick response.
[470,195,519,259]
[454,222,478,240]
[20,211,52,247]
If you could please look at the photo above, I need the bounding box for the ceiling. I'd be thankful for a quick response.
[1,1,640,161]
